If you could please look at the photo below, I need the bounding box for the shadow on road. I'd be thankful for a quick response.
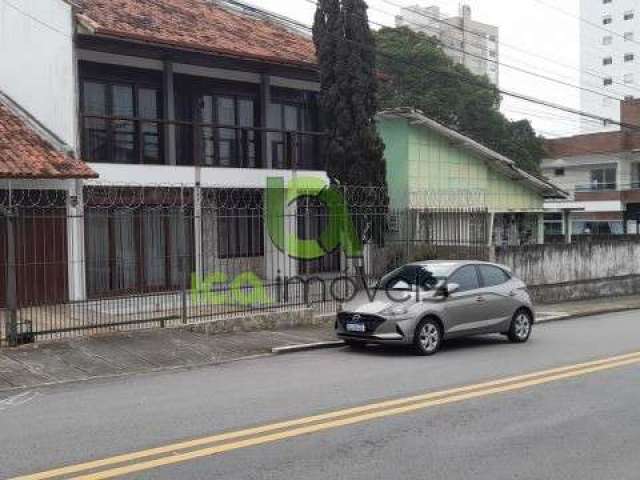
[340,335,511,358]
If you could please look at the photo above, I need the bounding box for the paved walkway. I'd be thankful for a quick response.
[1,295,640,393]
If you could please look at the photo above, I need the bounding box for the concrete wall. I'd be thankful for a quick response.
[0,0,77,148]
[495,238,640,303]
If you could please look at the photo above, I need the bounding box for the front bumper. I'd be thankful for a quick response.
[335,312,413,345]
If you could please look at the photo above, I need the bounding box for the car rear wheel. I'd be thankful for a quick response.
[508,310,533,343]
[413,318,442,356]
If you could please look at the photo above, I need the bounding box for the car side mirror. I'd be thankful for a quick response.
[446,283,460,295]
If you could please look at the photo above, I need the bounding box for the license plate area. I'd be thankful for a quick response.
[346,322,366,333]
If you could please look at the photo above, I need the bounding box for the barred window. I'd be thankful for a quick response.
[217,190,264,258]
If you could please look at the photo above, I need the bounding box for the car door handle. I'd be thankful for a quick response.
[509,291,518,297]
[476,296,487,304]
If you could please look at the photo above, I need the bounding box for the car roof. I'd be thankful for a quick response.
[408,260,511,272]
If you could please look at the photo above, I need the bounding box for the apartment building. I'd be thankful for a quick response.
[0,0,327,306]
[542,99,640,236]
[581,0,640,133]
[396,4,500,85]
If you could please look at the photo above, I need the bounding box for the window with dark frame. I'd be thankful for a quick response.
[590,167,617,190]
[81,79,163,165]
[196,95,258,168]
[84,205,193,298]
[216,190,264,259]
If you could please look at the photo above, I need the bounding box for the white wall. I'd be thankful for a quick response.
[0,0,77,148]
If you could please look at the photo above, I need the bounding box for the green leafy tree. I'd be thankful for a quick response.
[375,26,545,173]
[313,0,386,187]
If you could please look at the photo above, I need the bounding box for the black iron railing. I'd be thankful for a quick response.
[81,114,326,171]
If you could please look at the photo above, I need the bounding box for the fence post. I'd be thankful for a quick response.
[405,208,411,263]
[4,207,18,347]
[179,190,188,325]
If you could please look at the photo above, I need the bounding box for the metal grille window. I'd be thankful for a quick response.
[84,205,192,297]
[216,190,264,259]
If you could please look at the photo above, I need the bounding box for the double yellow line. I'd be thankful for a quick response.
[12,350,640,480]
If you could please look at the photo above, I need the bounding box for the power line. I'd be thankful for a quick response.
[373,0,640,99]
[309,0,626,104]
[0,0,71,37]
[532,0,640,49]
[232,0,640,133]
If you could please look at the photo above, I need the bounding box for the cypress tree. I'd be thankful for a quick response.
[313,0,386,188]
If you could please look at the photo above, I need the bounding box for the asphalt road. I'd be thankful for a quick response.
[2,311,640,480]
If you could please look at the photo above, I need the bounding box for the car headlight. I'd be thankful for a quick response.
[380,305,410,317]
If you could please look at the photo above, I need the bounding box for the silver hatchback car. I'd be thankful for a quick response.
[336,261,534,355]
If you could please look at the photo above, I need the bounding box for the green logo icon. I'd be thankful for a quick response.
[266,176,362,260]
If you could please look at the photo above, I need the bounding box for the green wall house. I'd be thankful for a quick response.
[377,108,566,246]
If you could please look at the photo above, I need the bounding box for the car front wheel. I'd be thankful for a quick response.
[508,310,533,343]
[413,318,442,356]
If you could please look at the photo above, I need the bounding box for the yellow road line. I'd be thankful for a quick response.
[11,351,640,480]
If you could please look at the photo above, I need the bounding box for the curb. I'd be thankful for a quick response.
[272,340,345,354]
[536,305,640,324]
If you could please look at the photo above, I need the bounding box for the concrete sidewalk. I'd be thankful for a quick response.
[1,294,640,394]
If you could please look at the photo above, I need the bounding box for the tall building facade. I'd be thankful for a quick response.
[396,4,500,85]
[580,0,639,133]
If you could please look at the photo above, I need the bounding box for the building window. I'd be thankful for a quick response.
[590,167,617,190]
[81,79,163,165]
[625,73,635,84]
[604,77,613,86]
[544,213,563,236]
[603,0,612,4]
[603,15,612,24]
[625,53,635,62]
[625,32,634,41]
[489,49,497,58]
[216,190,264,258]
[603,35,613,45]
[85,205,193,297]
[626,95,635,101]
[573,221,624,235]
[624,10,635,20]
[554,168,565,177]
[603,56,613,65]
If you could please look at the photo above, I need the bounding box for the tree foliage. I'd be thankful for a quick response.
[375,26,546,173]
[313,0,387,187]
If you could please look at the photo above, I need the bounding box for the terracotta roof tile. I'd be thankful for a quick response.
[0,102,97,179]
[76,0,317,68]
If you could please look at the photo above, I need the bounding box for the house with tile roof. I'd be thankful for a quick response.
[0,0,328,310]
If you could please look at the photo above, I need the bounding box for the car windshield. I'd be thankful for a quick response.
[379,264,451,291]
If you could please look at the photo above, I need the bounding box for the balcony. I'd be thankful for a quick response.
[81,114,326,172]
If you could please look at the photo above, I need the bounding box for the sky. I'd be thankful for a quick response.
[253,0,585,138]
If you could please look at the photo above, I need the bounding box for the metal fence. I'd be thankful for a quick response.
[0,186,489,346]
